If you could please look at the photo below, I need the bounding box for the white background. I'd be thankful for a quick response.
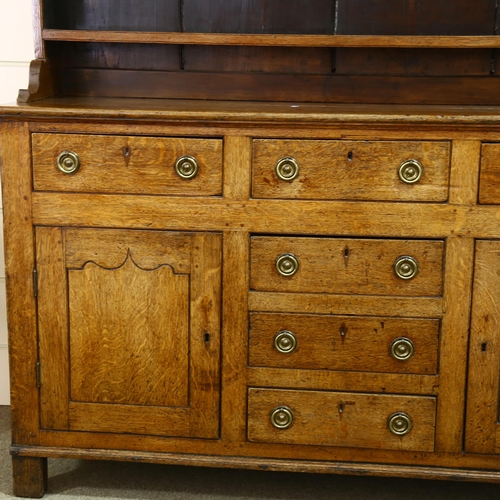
[0,0,35,405]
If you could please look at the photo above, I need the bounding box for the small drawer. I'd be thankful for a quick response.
[479,143,500,204]
[252,139,450,202]
[250,236,444,297]
[32,133,223,196]
[248,388,436,452]
[249,313,439,374]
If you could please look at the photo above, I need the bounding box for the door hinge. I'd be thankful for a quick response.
[36,362,41,388]
[33,269,38,297]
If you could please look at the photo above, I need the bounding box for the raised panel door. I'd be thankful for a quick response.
[36,227,221,439]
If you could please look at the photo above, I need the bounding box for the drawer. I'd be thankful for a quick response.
[249,313,439,374]
[252,139,450,202]
[248,388,436,452]
[32,133,223,196]
[479,143,500,204]
[250,237,444,297]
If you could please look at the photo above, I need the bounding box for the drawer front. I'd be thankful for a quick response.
[249,313,439,374]
[252,139,450,202]
[32,133,223,196]
[248,388,436,452]
[479,143,500,204]
[250,237,444,296]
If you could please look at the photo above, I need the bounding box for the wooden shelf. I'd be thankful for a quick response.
[42,30,500,48]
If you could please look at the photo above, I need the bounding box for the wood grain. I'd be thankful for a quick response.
[13,443,500,482]
[183,0,334,34]
[247,368,438,396]
[248,292,443,318]
[17,59,59,104]
[249,313,439,374]
[250,237,444,297]
[252,139,450,202]
[188,233,222,439]
[69,402,191,436]
[0,123,40,445]
[221,231,250,443]
[435,237,475,453]
[336,0,496,36]
[36,227,70,430]
[223,136,251,201]
[183,46,333,74]
[248,388,436,452]
[69,257,190,407]
[465,240,500,454]
[12,456,47,498]
[31,193,500,239]
[448,140,481,205]
[59,68,500,105]
[479,143,500,204]
[64,228,193,272]
[32,133,223,196]
[43,0,180,31]
[42,30,500,48]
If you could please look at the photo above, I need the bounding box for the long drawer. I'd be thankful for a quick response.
[32,133,223,196]
[250,236,444,297]
[248,388,436,452]
[252,139,450,202]
[249,313,439,374]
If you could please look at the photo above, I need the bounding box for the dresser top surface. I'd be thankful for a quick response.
[3,97,500,125]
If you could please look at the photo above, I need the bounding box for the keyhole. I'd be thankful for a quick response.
[347,151,353,161]
[204,333,211,343]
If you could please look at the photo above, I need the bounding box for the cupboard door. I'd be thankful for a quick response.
[466,240,500,453]
[36,227,221,439]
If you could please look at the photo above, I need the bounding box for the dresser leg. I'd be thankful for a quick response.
[12,456,48,498]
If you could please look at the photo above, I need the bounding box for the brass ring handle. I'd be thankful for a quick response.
[388,412,413,436]
[57,151,80,175]
[275,253,300,277]
[270,406,294,429]
[399,159,423,184]
[274,330,297,354]
[276,157,299,181]
[390,337,415,361]
[394,256,419,280]
[175,155,199,179]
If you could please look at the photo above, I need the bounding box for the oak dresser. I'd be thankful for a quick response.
[2,1,500,496]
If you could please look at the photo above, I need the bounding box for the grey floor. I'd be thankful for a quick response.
[0,406,498,499]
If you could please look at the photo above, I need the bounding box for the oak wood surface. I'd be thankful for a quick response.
[32,133,223,196]
[252,139,450,202]
[247,368,438,396]
[247,388,436,452]
[69,258,190,407]
[465,240,500,454]
[434,237,475,453]
[449,140,482,205]
[11,456,47,498]
[11,444,500,482]
[6,98,500,127]
[41,30,500,48]
[30,193,500,239]
[6,56,500,492]
[36,227,70,430]
[0,123,40,445]
[35,227,222,439]
[249,313,439,374]
[250,237,444,296]
[64,228,193,272]
[248,292,443,318]
[58,68,500,105]
[479,143,500,204]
